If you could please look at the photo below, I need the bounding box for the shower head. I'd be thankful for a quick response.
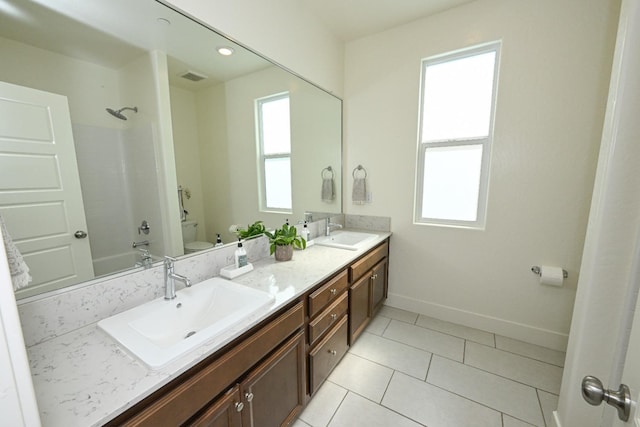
[106,106,138,120]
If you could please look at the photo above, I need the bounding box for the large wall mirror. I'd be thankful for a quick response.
[0,0,342,299]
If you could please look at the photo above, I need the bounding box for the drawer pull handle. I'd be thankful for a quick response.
[371,273,378,280]
[328,349,337,356]
[235,402,244,412]
[331,313,337,320]
[245,392,254,402]
[330,288,337,295]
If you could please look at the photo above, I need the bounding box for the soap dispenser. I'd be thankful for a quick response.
[235,238,247,268]
[215,234,223,247]
[301,221,310,243]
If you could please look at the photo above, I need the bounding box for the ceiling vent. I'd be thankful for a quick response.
[179,70,208,82]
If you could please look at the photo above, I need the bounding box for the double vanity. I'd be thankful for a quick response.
[22,228,390,426]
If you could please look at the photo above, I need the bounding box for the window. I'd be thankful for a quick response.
[415,42,500,228]
[256,93,292,212]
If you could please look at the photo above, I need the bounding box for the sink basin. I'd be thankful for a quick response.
[98,277,275,369]
[314,231,379,250]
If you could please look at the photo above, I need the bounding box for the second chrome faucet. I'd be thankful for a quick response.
[164,256,191,300]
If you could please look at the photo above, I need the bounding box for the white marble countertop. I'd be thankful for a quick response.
[28,232,391,427]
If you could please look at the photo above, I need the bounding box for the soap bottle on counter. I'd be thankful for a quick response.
[301,221,310,241]
[215,234,223,247]
[235,239,247,268]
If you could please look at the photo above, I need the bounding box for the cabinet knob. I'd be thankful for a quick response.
[328,349,337,356]
[331,313,337,320]
[245,392,254,402]
[235,402,244,412]
[330,289,337,295]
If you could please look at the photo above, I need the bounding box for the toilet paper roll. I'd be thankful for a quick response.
[540,265,564,287]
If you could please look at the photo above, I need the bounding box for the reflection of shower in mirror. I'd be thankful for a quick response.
[106,106,138,120]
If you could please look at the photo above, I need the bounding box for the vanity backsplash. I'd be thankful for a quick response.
[17,214,390,347]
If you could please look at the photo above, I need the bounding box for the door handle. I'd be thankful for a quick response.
[581,375,631,421]
[74,230,88,239]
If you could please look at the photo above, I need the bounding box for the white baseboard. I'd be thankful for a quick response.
[386,292,569,351]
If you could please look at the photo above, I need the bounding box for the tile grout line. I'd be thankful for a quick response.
[463,339,467,365]
[323,381,349,427]
[424,353,433,382]
[468,340,566,369]
[535,388,548,427]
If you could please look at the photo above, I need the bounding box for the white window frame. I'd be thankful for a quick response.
[414,41,500,229]
[256,92,293,213]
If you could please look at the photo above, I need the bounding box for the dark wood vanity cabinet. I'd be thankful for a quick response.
[349,241,389,344]
[105,238,389,426]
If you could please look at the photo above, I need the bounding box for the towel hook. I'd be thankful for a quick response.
[321,166,334,179]
[352,164,367,179]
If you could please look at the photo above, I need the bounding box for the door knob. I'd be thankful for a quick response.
[74,230,87,239]
[581,375,631,421]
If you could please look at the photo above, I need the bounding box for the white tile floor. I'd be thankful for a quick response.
[294,306,565,427]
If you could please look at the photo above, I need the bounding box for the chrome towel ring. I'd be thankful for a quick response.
[352,165,367,179]
[321,166,334,179]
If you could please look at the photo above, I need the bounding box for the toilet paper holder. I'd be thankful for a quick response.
[531,265,568,279]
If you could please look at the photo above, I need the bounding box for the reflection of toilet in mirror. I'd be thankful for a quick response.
[181,221,214,253]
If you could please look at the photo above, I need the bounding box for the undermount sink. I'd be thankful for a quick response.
[314,230,379,251]
[97,277,275,369]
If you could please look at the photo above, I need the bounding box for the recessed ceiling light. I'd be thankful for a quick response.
[217,46,235,56]
[157,17,171,26]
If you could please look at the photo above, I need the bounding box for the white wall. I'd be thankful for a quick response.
[343,0,620,350]
[0,36,122,128]
[163,0,344,97]
[170,86,208,241]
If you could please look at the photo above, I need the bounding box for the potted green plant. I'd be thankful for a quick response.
[230,220,266,240]
[264,223,306,261]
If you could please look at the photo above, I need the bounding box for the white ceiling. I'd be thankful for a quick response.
[0,0,477,90]
[301,0,477,41]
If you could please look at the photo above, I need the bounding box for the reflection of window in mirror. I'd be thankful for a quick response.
[256,93,293,212]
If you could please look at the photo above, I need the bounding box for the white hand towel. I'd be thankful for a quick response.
[352,178,367,204]
[321,178,335,202]
[0,214,31,291]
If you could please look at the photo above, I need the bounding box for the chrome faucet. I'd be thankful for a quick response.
[325,217,343,236]
[164,256,191,300]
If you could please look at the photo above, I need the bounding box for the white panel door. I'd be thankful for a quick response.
[0,80,94,297]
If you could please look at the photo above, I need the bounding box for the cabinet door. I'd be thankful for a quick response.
[240,330,305,427]
[349,273,370,344]
[186,386,243,427]
[370,259,387,316]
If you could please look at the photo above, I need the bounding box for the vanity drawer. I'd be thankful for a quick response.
[308,316,349,395]
[350,241,388,282]
[308,270,348,318]
[308,292,348,345]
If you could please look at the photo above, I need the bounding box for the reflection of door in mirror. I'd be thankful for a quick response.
[0,81,94,298]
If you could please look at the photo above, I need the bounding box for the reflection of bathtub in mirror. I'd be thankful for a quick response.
[73,123,167,276]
